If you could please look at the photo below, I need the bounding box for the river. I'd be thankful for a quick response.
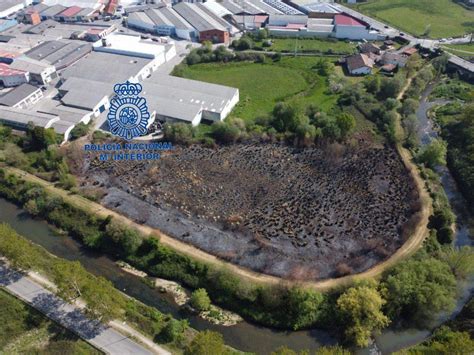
[0,82,472,354]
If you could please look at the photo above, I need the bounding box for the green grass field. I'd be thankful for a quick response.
[268,38,357,54]
[353,0,474,38]
[0,289,100,354]
[443,43,474,59]
[176,57,338,122]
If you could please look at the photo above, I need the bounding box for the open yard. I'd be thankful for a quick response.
[267,37,357,54]
[353,0,474,38]
[176,57,338,122]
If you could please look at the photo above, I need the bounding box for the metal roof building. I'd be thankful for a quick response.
[0,83,41,107]
[143,73,239,125]
[126,8,196,40]
[173,2,227,32]
[0,106,58,130]
[25,40,92,69]
[61,51,152,83]
[40,5,67,19]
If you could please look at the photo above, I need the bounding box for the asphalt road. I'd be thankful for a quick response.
[0,263,156,355]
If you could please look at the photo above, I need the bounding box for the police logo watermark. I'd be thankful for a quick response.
[108,81,150,140]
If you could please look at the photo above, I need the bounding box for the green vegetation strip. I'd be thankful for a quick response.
[352,0,474,38]
[0,288,101,354]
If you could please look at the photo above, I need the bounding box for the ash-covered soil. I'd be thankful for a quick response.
[78,142,420,280]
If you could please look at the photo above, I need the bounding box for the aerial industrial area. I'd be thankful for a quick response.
[0,0,469,143]
[0,0,473,354]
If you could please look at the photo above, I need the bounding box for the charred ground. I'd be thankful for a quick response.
[78,140,420,280]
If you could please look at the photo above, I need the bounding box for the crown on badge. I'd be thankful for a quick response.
[114,81,143,97]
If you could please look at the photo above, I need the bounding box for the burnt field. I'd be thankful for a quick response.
[78,141,421,280]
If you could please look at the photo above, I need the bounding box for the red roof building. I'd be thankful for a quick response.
[334,14,365,27]
[57,6,82,18]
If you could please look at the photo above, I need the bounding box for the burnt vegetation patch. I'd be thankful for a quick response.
[81,142,420,280]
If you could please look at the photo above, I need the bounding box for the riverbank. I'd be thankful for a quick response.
[118,261,243,327]
[0,164,430,292]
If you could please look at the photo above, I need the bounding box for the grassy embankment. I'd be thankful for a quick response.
[0,289,101,355]
[267,38,357,55]
[352,0,474,38]
[442,43,474,59]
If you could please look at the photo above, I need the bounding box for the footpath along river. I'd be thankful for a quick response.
[0,83,472,354]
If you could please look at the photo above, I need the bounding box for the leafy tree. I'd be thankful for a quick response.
[161,319,188,343]
[163,123,194,145]
[410,326,474,354]
[232,37,253,51]
[190,288,211,311]
[401,98,419,117]
[53,260,88,301]
[364,75,381,94]
[314,59,334,76]
[335,113,356,139]
[82,276,123,322]
[432,53,449,74]
[69,122,90,140]
[185,330,226,355]
[0,223,38,269]
[417,138,447,169]
[271,103,303,133]
[24,124,57,151]
[3,143,27,168]
[429,206,455,244]
[379,77,402,99]
[105,221,142,256]
[336,285,389,347]
[186,52,201,65]
[285,287,325,330]
[382,258,457,323]
[403,114,419,148]
[211,121,241,144]
[440,246,474,279]
[24,199,40,216]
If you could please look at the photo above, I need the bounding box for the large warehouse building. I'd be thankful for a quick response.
[127,8,196,41]
[173,2,231,44]
[143,74,240,126]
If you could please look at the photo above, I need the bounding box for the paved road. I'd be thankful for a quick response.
[0,263,156,355]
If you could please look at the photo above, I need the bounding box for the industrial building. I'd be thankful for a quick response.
[0,83,43,108]
[0,0,33,19]
[126,8,196,40]
[173,2,231,43]
[9,56,57,84]
[267,11,383,40]
[0,10,240,141]
[143,74,240,126]
[0,62,29,87]
[333,14,381,40]
[0,106,59,131]
[25,40,93,70]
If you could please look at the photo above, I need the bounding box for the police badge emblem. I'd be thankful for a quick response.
[108,81,151,140]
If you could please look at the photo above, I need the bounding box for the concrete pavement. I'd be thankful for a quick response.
[0,263,162,355]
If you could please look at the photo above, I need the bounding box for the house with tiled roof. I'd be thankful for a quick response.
[345,53,374,75]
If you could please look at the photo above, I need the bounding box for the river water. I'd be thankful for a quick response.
[0,83,472,354]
